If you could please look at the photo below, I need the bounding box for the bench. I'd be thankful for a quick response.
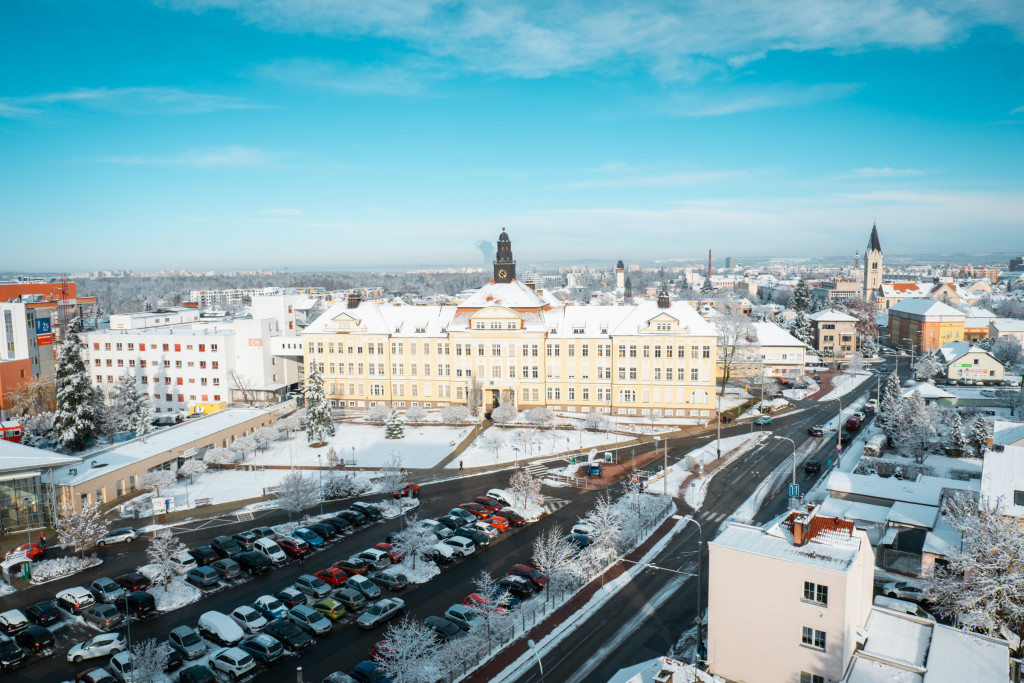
[194,498,212,507]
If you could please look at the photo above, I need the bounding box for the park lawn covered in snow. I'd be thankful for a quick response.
[449,427,625,469]
[138,565,201,611]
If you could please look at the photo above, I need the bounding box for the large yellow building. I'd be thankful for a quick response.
[302,231,719,419]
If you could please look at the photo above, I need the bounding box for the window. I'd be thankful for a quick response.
[691,368,699,382]
[800,674,824,683]
[803,581,828,605]
[619,389,636,403]
[702,345,711,359]
[1014,491,1024,506]
[801,627,826,651]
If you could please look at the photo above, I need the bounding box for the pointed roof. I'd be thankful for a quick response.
[867,222,882,254]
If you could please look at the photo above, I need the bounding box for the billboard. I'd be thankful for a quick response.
[35,317,52,346]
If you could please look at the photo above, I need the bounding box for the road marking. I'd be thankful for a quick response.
[523,463,550,478]
[539,497,571,515]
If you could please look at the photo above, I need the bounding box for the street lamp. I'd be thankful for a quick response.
[527,639,544,683]
[774,435,798,487]
[23,498,32,546]
[685,517,705,665]
[834,396,843,467]
[512,446,519,467]
[317,454,323,516]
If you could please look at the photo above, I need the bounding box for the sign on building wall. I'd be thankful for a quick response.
[248,339,263,347]
[35,317,52,346]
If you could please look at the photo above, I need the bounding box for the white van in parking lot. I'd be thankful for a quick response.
[254,538,287,565]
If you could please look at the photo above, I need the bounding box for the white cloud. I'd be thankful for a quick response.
[661,82,862,117]
[256,58,435,95]
[847,167,927,178]
[101,146,273,168]
[0,86,261,118]
[1011,105,1024,115]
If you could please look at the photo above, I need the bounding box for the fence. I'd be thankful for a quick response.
[882,547,922,575]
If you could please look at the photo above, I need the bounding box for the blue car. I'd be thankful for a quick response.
[350,660,394,683]
[292,527,324,548]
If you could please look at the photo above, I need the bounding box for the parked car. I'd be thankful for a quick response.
[178,664,217,683]
[423,542,456,564]
[0,634,26,670]
[294,574,332,599]
[211,536,243,558]
[252,595,289,621]
[485,489,513,507]
[367,571,408,592]
[314,567,349,588]
[251,526,276,539]
[67,632,128,662]
[98,527,138,547]
[25,601,59,627]
[230,606,268,634]
[448,508,477,525]
[374,542,403,563]
[309,523,338,541]
[419,519,454,540]
[0,610,27,635]
[804,461,821,475]
[189,546,219,567]
[442,536,476,558]
[493,509,526,527]
[455,526,490,548]
[350,661,394,683]
[333,586,367,612]
[309,598,347,621]
[493,576,535,601]
[485,515,511,532]
[458,503,489,519]
[471,522,500,539]
[210,558,241,581]
[333,557,370,576]
[356,598,405,629]
[276,537,310,558]
[807,425,824,437]
[170,552,197,573]
[346,574,382,600]
[82,604,123,629]
[4,543,43,560]
[89,577,125,604]
[393,482,420,498]
[288,605,333,636]
[169,625,206,660]
[351,502,382,521]
[56,586,97,614]
[423,616,465,642]
[273,587,307,609]
[435,514,464,531]
[336,510,366,527]
[185,566,220,589]
[292,527,324,548]
[473,496,504,512]
[73,667,115,683]
[254,538,287,565]
[443,604,481,631]
[264,619,313,651]
[322,516,353,534]
[508,564,547,590]
[197,611,245,647]
[14,625,54,652]
[208,646,256,680]
[114,572,152,592]
[230,531,258,551]
[883,581,935,603]
[356,548,392,570]
[564,533,591,551]
[463,593,509,615]
[239,633,284,665]
[232,551,272,575]
[113,590,155,618]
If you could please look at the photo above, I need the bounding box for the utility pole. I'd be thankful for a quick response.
[716,394,722,458]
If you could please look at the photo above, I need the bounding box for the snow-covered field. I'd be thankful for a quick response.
[819,371,873,401]
[450,427,625,469]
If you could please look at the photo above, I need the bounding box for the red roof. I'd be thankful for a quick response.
[781,511,854,543]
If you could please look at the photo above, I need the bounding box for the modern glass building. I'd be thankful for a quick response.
[0,439,81,531]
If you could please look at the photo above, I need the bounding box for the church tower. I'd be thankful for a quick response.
[493,228,516,283]
[863,222,883,301]
[615,259,625,289]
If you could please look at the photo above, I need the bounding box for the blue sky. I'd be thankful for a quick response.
[2,1,1023,271]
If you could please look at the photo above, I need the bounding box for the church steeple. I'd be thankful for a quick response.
[493,228,516,283]
[863,221,884,301]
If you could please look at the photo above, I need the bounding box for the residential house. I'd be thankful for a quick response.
[989,319,1024,344]
[752,322,807,379]
[935,341,1005,384]
[874,281,929,311]
[808,309,858,358]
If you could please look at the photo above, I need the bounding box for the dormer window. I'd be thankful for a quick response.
[415,327,426,333]
[573,327,585,334]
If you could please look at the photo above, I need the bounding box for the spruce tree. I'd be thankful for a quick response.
[861,337,877,358]
[52,318,96,451]
[384,409,405,440]
[877,374,906,449]
[968,416,990,458]
[792,277,812,313]
[950,412,967,457]
[700,277,715,295]
[304,361,335,445]
[791,311,813,346]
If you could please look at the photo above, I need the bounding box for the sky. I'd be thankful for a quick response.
[2,0,1023,272]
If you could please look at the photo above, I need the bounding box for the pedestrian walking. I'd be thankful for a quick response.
[297,552,305,566]
[459,460,464,472]
[39,531,46,545]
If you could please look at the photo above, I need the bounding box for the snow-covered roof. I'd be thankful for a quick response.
[964,317,994,328]
[0,440,82,476]
[808,308,858,323]
[991,318,1024,333]
[548,301,715,338]
[53,408,273,487]
[607,656,723,683]
[817,497,892,525]
[878,281,929,299]
[826,472,979,507]
[862,608,931,668]
[935,341,1000,367]
[925,624,1009,682]
[993,419,1024,447]
[980,446,1024,517]
[458,280,550,309]
[304,303,456,336]
[711,515,863,573]
[887,299,965,318]
[875,311,889,327]
[886,501,939,528]
[901,382,955,400]
[751,322,805,348]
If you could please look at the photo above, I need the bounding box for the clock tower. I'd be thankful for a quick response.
[493,228,516,283]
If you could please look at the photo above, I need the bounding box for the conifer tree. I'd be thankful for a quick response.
[700,277,715,295]
[968,416,990,458]
[790,311,813,347]
[304,361,335,445]
[950,412,967,457]
[114,369,152,440]
[52,318,96,451]
[384,409,405,439]
[878,374,906,448]
[792,277,812,313]
[861,336,877,358]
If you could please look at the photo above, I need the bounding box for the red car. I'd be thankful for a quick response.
[493,509,526,527]
[485,516,510,532]
[473,496,503,512]
[458,503,489,519]
[115,572,152,591]
[276,537,309,558]
[313,567,349,587]
[845,415,862,431]
[509,563,548,589]
[375,543,403,563]
[392,482,420,499]
[463,592,508,615]
[333,558,370,575]
[5,543,44,561]
[370,640,393,662]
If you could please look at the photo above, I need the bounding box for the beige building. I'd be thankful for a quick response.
[935,341,1005,383]
[302,231,719,419]
[808,309,859,358]
[708,509,875,683]
[53,408,276,511]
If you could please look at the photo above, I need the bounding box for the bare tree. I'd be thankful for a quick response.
[254,426,279,451]
[230,435,257,461]
[55,502,109,558]
[466,570,513,643]
[481,431,505,461]
[2,377,55,415]
[391,516,436,570]
[508,468,541,511]
[716,306,758,396]
[277,410,305,439]
[846,351,866,375]
[441,405,471,424]
[146,529,189,591]
[228,370,257,406]
[137,470,177,498]
[584,411,609,431]
[274,470,319,520]
[126,638,167,683]
[203,447,236,465]
[583,491,625,559]
[490,403,518,425]
[467,378,482,416]
[368,404,390,423]
[378,453,406,511]
[525,408,554,427]
[531,526,579,604]
[376,616,440,683]
[405,405,427,424]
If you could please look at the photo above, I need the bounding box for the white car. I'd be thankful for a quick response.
[882,581,935,603]
[67,632,128,662]
[230,606,268,634]
[169,552,197,572]
[56,586,97,614]
[208,646,256,679]
[471,522,500,539]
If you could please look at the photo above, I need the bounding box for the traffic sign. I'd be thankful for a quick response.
[789,483,800,498]
[836,445,843,455]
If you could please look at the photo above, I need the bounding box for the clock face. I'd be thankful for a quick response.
[498,269,508,279]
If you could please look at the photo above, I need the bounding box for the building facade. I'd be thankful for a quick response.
[887,299,965,352]
[302,231,719,419]
[808,309,859,358]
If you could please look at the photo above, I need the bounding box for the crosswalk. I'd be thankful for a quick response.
[698,510,731,524]
[538,496,571,516]
[523,463,550,478]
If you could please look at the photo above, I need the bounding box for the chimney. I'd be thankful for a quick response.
[657,290,670,309]
[793,515,808,547]
[652,668,675,683]
[347,293,361,309]
[526,282,536,291]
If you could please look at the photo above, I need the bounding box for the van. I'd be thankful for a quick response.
[873,595,935,621]
[254,538,287,565]
[198,611,245,647]
[485,489,513,507]
[442,536,475,558]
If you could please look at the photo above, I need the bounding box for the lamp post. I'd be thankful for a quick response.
[834,396,843,467]
[512,446,519,467]
[716,394,722,459]
[686,517,705,665]
[351,446,355,467]
[527,639,544,683]
[774,435,797,486]
[317,454,323,516]
[23,498,32,547]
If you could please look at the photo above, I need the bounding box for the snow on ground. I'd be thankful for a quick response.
[681,433,770,510]
[158,467,377,511]
[138,565,202,611]
[381,498,420,519]
[392,554,440,585]
[819,372,873,401]
[29,555,102,584]
[449,427,625,469]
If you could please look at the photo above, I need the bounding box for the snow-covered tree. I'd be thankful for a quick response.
[405,405,427,424]
[715,306,757,396]
[700,277,715,296]
[376,616,439,683]
[379,453,406,508]
[525,408,554,427]
[440,405,471,424]
[52,318,96,451]
[326,446,339,468]
[91,389,118,444]
[127,639,166,683]
[466,570,514,643]
[391,516,436,569]
[877,374,906,449]
[901,390,935,461]
[929,494,1024,648]
[322,471,371,500]
[368,403,390,423]
[384,409,405,440]
[791,278,812,313]
[275,469,319,520]
[790,310,813,347]
[583,492,625,560]
[584,411,609,431]
[133,397,153,443]
[114,370,144,434]
[277,410,304,438]
[846,352,866,375]
[55,502,109,558]
[230,435,257,460]
[490,403,518,425]
[991,336,1023,367]
[146,529,189,591]
[467,378,482,416]
[968,415,990,458]
[949,412,968,457]
[996,387,1024,417]
[178,458,207,483]
[913,353,943,380]
[137,470,177,497]
[508,468,541,511]
[18,411,54,446]
[481,431,505,460]
[203,447,235,465]
[304,361,335,444]
[861,336,877,358]
[254,426,279,451]
[531,526,580,604]
[837,296,878,341]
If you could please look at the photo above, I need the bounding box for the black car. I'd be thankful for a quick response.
[115,590,156,618]
[493,577,534,602]
[807,425,824,437]
[309,523,337,541]
[336,510,366,527]
[436,515,464,531]
[455,526,490,548]
[15,625,54,652]
[804,461,821,475]
[422,616,465,642]
[232,551,272,575]
[350,503,382,521]
[231,531,258,551]
[24,601,59,627]
[264,619,313,651]
[189,546,220,567]
[211,536,242,558]
[0,635,27,669]
[322,516,353,534]
[178,664,217,683]
[165,648,185,672]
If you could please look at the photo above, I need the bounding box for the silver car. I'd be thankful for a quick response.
[168,625,206,660]
[97,527,138,547]
[288,605,332,636]
[67,632,127,662]
[210,558,241,581]
[81,604,123,630]
[90,577,125,604]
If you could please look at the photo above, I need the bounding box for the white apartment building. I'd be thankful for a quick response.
[708,508,875,683]
[249,294,325,332]
[108,308,200,330]
[753,321,807,378]
[188,287,279,308]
